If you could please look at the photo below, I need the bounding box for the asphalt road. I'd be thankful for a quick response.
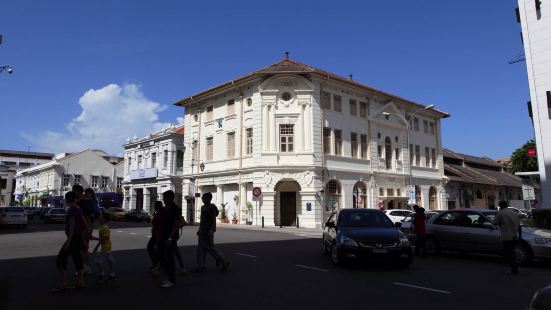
[1,219,551,310]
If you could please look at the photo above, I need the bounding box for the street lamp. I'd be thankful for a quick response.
[382,104,434,206]
[0,66,13,74]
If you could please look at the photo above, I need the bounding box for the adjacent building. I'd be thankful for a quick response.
[14,149,124,207]
[443,149,524,210]
[0,165,16,205]
[175,58,449,228]
[122,124,185,214]
[517,0,551,208]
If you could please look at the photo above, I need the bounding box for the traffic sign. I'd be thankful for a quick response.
[407,185,416,205]
[252,187,262,198]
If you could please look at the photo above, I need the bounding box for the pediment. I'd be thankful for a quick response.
[369,101,406,128]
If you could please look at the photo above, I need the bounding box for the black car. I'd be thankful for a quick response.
[44,208,66,223]
[322,209,413,267]
[125,209,152,222]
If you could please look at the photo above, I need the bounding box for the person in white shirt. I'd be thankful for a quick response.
[493,201,521,275]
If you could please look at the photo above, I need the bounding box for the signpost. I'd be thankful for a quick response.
[252,187,262,225]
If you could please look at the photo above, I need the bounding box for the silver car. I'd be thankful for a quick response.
[424,209,551,264]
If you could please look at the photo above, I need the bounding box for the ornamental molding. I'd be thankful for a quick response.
[263,170,314,189]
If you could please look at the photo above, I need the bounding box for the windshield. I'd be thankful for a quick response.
[339,211,394,228]
[403,214,413,222]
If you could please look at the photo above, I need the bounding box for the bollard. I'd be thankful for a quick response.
[296,217,299,228]
[262,216,264,228]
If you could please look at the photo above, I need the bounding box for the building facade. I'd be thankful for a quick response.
[122,124,185,214]
[176,58,449,228]
[0,165,16,205]
[14,149,124,207]
[443,149,525,210]
[518,0,551,208]
[0,149,54,171]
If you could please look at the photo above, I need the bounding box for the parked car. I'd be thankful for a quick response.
[423,208,551,264]
[44,208,66,223]
[509,207,529,219]
[526,285,551,310]
[384,209,413,224]
[0,206,28,228]
[39,207,52,219]
[322,208,413,267]
[125,209,151,222]
[23,207,38,219]
[107,208,127,221]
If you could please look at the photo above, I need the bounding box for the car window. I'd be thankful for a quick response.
[403,214,413,222]
[433,212,462,226]
[338,211,393,228]
[482,212,496,222]
[461,212,490,227]
[51,209,65,214]
[5,207,24,213]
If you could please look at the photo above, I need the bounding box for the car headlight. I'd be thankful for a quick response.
[339,235,358,247]
[534,238,551,245]
[399,237,410,247]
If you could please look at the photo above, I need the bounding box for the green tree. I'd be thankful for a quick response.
[508,139,538,174]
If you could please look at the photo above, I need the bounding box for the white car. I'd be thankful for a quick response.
[384,209,413,224]
[0,206,28,228]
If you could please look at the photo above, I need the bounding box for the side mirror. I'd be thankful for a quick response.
[394,222,402,228]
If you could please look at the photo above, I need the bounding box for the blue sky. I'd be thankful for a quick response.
[0,0,531,158]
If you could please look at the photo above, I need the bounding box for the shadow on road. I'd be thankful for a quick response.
[0,219,151,235]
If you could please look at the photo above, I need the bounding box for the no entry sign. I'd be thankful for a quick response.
[253,187,262,198]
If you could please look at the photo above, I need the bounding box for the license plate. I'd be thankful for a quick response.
[373,249,387,254]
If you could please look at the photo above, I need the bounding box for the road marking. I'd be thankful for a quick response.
[129,233,136,235]
[393,282,451,294]
[146,235,151,238]
[235,253,257,258]
[295,264,328,272]
[116,230,123,233]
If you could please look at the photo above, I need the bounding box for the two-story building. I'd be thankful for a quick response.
[122,124,185,214]
[175,57,449,228]
[14,149,124,207]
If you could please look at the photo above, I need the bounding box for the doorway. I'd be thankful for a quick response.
[135,188,143,211]
[280,192,296,226]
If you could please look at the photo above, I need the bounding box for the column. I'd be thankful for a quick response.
[270,105,277,151]
[144,188,151,213]
[262,104,269,151]
[296,104,304,152]
[129,188,136,211]
[304,104,312,151]
[239,183,247,224]
[195,186,203,223]
[216,185,224,205]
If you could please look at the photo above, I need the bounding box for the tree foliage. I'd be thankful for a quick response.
[508,139,538,174]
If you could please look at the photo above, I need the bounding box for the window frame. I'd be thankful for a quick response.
[323,128,332,155]
[227,132,236,158]
[334,129,342,156]
[351,132,358,158]
[360,134,368,159]
[246,128,253,155]
[333,95,342,112]
[321,92,331,110]
[349,99,357,116]
[206,137,214,161]
[279,124,295,153]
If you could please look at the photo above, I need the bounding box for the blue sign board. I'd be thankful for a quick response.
[306,202,312,211]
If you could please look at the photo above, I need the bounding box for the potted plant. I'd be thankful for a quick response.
[219,203,229,224]
[231,212,238,224]
[246,201,253,225]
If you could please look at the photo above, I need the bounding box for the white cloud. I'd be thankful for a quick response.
[23,83,181,155]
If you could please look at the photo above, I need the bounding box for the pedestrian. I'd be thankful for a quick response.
[411,205,427,257]
[91,212,116,282]
[194,192,229,273]
[52,191,85,293]
[148,201,164,275]
[493,200,522,275]
[158,190,181,288]
[72,185,93,275]
[84,188,101,217]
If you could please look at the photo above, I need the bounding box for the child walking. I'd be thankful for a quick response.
[91,212,116,282]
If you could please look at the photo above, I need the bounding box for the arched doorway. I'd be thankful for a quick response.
[274,180,301,226]
[352,182,367,208]
[429,186,437,210]
[325,180,341,211]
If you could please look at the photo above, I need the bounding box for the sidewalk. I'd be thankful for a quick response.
[207,222,323,234]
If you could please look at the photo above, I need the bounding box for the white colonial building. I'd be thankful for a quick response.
[122,124,185,214]
[14,149,124,207]
[517,0,551,208]
[176,58,449,228]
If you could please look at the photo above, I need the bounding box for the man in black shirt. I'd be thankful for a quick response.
[195,192,229,272]
[159,190,180,288]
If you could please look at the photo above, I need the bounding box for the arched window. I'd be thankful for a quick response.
[326,180,342,210]
[476,189,482,199]
[385,137,392,169]
[353,182,367,209]
[429,186,437,210]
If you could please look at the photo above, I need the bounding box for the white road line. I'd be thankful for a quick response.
[146,235,151,238]
[393,282,451,294]
[129,232,137,235]
[116,230,123,233]
[235,253,257,258]
[295,264,328,272]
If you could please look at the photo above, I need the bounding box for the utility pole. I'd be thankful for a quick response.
[0,34,14,75]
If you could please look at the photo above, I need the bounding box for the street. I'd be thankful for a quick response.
[1,220,551,310]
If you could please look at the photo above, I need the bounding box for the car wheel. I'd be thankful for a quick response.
[399,255,413,268]
[424,236,441,255]
[330,242,343,265]
[322,238,329,255]
[514,242,533,265]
